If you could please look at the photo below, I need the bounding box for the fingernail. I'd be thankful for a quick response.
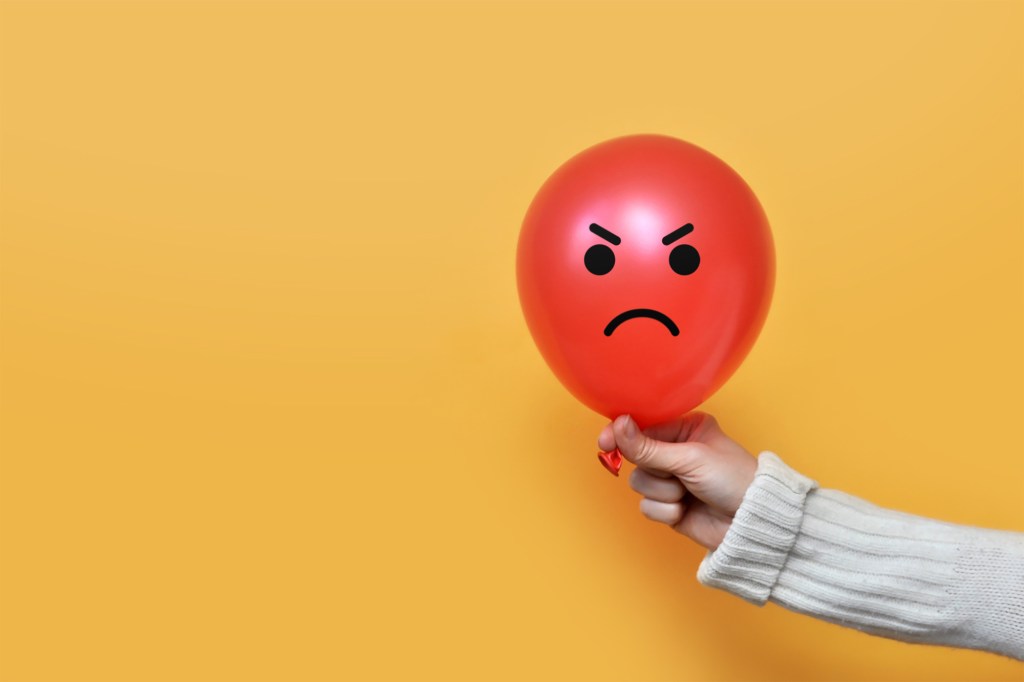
[623,415,636,439]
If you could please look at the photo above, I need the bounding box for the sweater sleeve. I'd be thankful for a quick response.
[696,452,1024,660]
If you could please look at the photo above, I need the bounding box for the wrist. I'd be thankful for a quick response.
[696,452,818,604]
[726,458,758,516]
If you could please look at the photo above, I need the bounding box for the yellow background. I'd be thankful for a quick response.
[1,1,1021,680]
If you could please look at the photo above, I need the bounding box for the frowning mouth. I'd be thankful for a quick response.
[603,308,680,337]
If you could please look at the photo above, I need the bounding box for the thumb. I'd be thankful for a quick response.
[612,415,704,475]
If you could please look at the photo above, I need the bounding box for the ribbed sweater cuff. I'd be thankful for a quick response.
[697,452,817,605]
[696,452,1024,660]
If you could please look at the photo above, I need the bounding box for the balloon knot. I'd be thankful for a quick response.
[597,448,623,476]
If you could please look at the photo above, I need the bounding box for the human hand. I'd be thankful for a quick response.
[598,413,757,550]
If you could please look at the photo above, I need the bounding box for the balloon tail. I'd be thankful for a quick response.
[597,448,623,476]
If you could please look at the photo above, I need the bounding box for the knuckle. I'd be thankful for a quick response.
[672,509,694,536]
[678,442,707,467]
[635,436,657,465]
[628,468,644,492]
[663,478,687,502]
[700,413,720,429]
[689,411,718,432]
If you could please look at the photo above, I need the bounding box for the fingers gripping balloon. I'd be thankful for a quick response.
[516,135,774,475]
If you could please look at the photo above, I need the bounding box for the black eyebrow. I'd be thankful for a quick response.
[662,224,694,245]
[589,223,621,245]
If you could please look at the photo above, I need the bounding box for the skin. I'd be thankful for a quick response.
[598,412,757,550]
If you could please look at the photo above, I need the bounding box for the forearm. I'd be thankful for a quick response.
[697,453,1024,660]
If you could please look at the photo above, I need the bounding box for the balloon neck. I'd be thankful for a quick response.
[596,448,623,476]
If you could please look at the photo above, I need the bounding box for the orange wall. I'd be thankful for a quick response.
[1,2,1021,680]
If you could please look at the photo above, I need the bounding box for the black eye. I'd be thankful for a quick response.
[584,244,615,275]
[669,244,700,275]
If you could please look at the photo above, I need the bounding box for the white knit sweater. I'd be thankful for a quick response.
[697,452,1024,660]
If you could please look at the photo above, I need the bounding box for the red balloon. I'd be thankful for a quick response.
[517,135,774,428]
